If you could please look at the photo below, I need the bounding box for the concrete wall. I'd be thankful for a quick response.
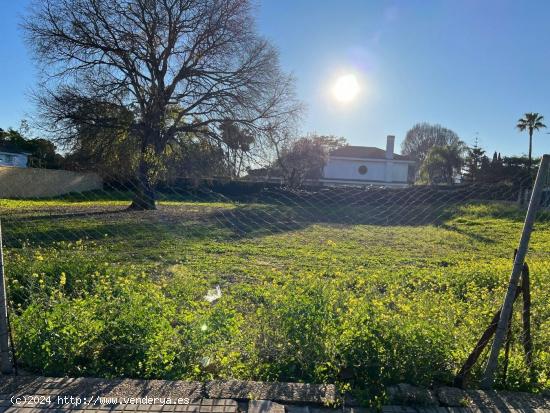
[0,166,102,198]
[0,152,28,168]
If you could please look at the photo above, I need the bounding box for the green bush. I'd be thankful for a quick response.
[13,274,181,378]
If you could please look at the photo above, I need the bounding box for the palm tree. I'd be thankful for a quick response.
[516,113,546,172]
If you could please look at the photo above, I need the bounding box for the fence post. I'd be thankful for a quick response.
[0,219,13,374]
[481,154,550,389]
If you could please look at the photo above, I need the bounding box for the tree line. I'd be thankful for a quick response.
[0,124,63,169]
[3,114,543,191]
[401,114,546,186]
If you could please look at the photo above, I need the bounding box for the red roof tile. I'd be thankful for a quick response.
[330,145,413,161]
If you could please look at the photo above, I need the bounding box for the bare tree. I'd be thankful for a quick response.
[402,122,464,164]
[220,121,254,178]
[24,0,302,209]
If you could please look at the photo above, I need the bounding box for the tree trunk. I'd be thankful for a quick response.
[528,128,533,173]
[129,122,163,211]
[129,156,157,211]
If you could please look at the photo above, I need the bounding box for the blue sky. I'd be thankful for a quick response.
[2,0,550,157]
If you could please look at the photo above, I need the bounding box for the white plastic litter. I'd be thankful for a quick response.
[204,285,222,303]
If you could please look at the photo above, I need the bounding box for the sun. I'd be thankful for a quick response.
[332,74,360,103]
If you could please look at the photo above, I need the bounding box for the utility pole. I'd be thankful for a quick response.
[0,219,13,373]
[481,154,550,388]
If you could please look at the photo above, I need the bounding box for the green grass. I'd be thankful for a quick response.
[1,194,549,405]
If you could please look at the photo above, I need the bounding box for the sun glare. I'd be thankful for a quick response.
[332,74,360,103]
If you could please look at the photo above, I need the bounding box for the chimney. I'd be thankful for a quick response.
[386,135,395,160]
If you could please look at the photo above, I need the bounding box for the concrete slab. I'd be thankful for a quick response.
[248,400,285,413]
[387,384,438,407]
[435,387,472,407]
[0,377,204,403]
[205,381,336,404]
[284,405,310,413]
[0,398,238,413]
[1,376,549,413]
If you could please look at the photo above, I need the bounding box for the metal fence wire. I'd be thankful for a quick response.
[0,159,549,402]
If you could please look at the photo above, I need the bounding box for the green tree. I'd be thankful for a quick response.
[463,144,486,184]
[276,135,347,187]
[0,126,63,169]
[163,138,228,182]
[402,123,464,164]
[61,98,231,181]
[60,98,139,178]
[419,144,466,185]
[220,122,255,178]
[467,153,534,186]
[516,113,546,173]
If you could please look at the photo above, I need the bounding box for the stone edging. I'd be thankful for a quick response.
[1,376,549,412]
[386,383,550,410]
[0,376,336,405]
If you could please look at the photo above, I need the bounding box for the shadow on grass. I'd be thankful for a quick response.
[3,192,543,249]
[6,207,129,223]
[203,202,455,238]
[2,214,224,249]
[439,223,497,244]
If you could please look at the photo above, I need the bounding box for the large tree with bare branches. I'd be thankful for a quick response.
[24,0,301,209]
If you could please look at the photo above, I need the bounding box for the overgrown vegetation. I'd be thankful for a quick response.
[1,195,549,405]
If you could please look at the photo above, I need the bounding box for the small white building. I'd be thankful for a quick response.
[321,135,415,187]
[0,146,30,168]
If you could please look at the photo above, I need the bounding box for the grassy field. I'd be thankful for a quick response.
[1,192,549,404]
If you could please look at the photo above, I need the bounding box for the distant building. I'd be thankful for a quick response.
[0,145,30,168]
[321,135,415,187]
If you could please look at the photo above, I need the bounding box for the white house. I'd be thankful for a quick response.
[0,146,30,168]
[321,135,415,187]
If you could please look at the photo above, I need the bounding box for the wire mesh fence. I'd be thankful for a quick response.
[0,162,549,403]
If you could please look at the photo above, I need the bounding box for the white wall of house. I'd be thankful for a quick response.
[0,152,28,168]
[321,135,413,187]
[324,158,385,182]
[392,162,410,182]
[323,158,410,184]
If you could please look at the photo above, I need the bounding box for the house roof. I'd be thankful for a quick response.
[329,145,413,161]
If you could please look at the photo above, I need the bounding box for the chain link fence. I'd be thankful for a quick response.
[0,161,549,404]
